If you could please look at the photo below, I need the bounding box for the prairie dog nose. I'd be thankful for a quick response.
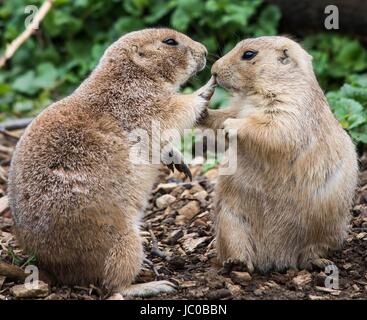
[211,61,219,76]
[195,42,208,57]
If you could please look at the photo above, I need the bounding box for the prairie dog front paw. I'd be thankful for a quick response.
[197,76,217,101]
[194,76,217,120]
[219,258,254,275]
[222,118,240,140]
[223,118,240,129]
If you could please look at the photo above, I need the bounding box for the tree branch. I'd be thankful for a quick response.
[0,0,54,68]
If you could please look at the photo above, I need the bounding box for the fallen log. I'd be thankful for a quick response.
[0,118,33,131]
[0,261,27,280]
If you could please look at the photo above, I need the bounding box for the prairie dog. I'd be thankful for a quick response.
[8,28,215,296]
[202,36,358,272]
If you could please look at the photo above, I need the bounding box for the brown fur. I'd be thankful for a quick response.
[8,28,215,293]
[202,36,358,272]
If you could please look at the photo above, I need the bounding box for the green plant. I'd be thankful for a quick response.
[0,0,280,120]
[302,34,367,91]
[6,247,36,266]
[202,159,219,173]
[327,74,367,144]
[210,87,230,109]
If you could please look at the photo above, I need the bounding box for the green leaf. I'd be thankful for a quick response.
[336,40,367,72]
[12,71,38,95]
[114,17,145,34]
[14,100,34,113]
[75,0,89,7]
[144,1,172,24]
[123,0,148,17]
[34,63,59,89]
[171,8,190,31]
[348,74,367,87]
[328,95,366,129]
[351,131,367,144]
[341,84,367,101]
[202,159,219,173]
[221,3,257,26]
[210,87,230,109]
[302,34,367,90]
[0,83,11,95]
[254,4,281,36]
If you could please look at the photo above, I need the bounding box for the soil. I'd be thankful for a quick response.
[0,129,366,300]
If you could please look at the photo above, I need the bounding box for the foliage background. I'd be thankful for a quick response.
[0,0,367,144]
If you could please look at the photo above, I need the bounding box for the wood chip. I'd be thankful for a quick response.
[343,263,353,270]
[315,286,341,296]
[155,194,176,209]
[230,271,252,285]
[0,196,9,215]
[153,183,178,194]
[176,201,200,225]
[292,270,312,287]
[10,281,49,298]
[107,293,124,300]
[182,236,209,253]
[0,275,5,289]
[356,232,367,239]
[180,281,197,288]
[309,294,327,300]
[352,284,360,291]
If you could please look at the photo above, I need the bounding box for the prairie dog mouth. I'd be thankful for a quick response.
[177,58,206,90]
[178,54,206,89]
[215,75,231,90]
[187,57,206,80]
[189,49,206,74]
[196,56,206,72]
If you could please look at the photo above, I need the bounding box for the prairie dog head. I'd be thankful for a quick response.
[212,36,315,96]
[102,28,208,89]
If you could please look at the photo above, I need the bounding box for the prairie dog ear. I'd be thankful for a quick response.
[279,49,291,65]
[130,44,146,58]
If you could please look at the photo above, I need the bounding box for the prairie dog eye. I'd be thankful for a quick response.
[162,38,178,46]
[242,50,258,60]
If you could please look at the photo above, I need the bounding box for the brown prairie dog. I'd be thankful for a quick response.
[202,36,358,272]
[8,28,215,297]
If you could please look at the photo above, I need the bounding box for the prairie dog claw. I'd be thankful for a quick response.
[163,147,192,181]
[173,162,192,181]
[197,76,217,101]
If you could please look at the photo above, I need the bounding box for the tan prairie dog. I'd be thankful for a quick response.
[202,36,358,272]
[8,28,216,297]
